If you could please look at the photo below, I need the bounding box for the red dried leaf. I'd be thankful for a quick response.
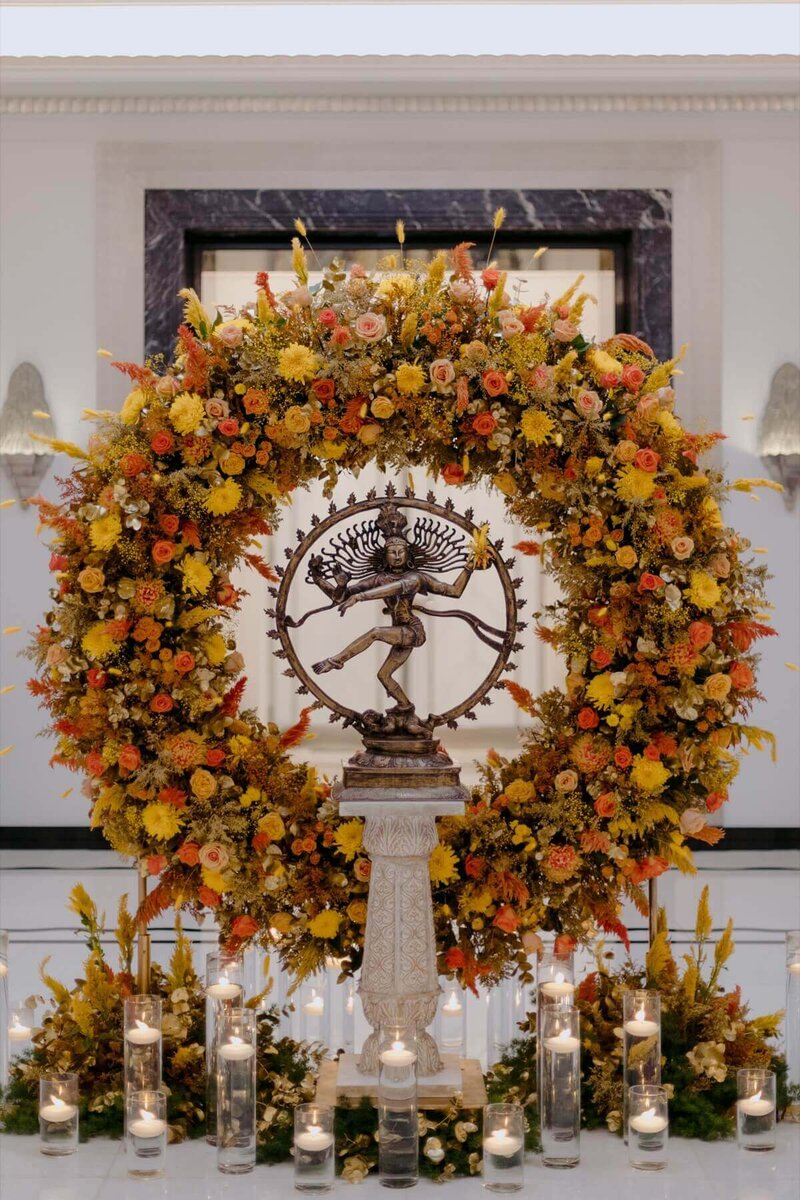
[111,361,157,387]
[242,551,279,583]
[512,540,541,557]
[689,824,726,846]
[221,677,247,717]
[451,242,476,280]
[503,679,538,717]
[280,706,313,750]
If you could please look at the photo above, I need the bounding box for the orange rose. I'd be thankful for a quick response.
[492,905,519,933]
[591,646,612,668]
[482,370,508,397]
[594,792,617,818]
[473,411,497,437]
[312,379,335,402]
[150,693,174,713]
[688,620,713,649]
[121,452,148,477]
[146,855,167,876]
[577,707,599,730]
[118,745,141,774]
[197,885,221,909]
[160,787,187,808]
[231,915,259,939]
[159,514,180,535]
[441,463,465,486]
[152,540,175,564]
[729,661,754,690]
[174,652,196,674]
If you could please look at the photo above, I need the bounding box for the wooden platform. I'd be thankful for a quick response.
[315,1055,488,1111]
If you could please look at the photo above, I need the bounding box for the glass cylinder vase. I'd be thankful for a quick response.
[294,1102,335,1192]
[737,1068,776,1152]
[628,1084,668,1170]
[126,1088,167,1178]
[536,951,575,1113]
[482,1102,524,1192]
[217,1006,257,1175]
[487,978,525,1068]
[39,1072,79,1156]
[622,990,660,1144]
[786,931,800,1120]
[378,1024,418,1189]
[540,1006,580,1168]
[8,1000,35,1052]
[205,949,244,1145]
[437,984,466,1058]
[123,995,162,1137]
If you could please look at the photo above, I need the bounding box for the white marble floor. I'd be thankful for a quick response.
[1,1127,799,1200]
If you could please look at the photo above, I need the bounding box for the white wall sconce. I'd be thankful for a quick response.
[0,363,53,503]
[759,363,800,511]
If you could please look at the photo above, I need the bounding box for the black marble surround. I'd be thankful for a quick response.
[144,189,671,360]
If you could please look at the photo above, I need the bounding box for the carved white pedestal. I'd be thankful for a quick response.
[338,790,466,1076]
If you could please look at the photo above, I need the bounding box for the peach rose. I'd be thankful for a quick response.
[594,792,618,818]
[205,397,229,422]
[634,447,659,473]
[636,393,661,418]
[216,323,243,348]
[615,546,638,570]
[688,620,713,649]
[575,390,603,420]
[441,463,465,485]
[156,375,181,399]
[622,364,646,393]
[198,842,229,871]
[449,279,474,304]
[482,370,508,397]
[709,554,731,578]
[190,768,217,801]
[429,359,456,391]
[671,536,695,560]
[118,745,141,774]
[371,396,395,420]
[553,319,578,342]
[704,672,732,702]
[679,808,706,835]
[498,311,525,338]
[615,440,638,464]
[46,644,68,667]
[358,423,382,446]
[354,312,386,342]
[555,769,578,793]
[473,412,497,437]
[492,905,519,933]
[151,540,175,565]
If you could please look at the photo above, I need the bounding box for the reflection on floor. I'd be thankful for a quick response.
[1,848,798,1072]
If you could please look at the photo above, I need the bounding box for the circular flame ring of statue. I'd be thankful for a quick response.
[273,484,523,751]
[273,484,523,1077]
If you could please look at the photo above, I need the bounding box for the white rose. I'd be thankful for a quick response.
[449,279,475,304]
[499,311,525,338]
[575,390,603,419]
[680,809,706,835]
[429,358,456,391]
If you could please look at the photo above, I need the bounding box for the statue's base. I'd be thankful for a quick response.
[315,1054,487,1111]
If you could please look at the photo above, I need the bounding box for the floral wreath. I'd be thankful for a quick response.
[28,218,777,991]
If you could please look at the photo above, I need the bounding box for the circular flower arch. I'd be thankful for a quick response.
[28,233,775,991]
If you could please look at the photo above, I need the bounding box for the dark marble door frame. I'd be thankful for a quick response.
[144,188,671,360]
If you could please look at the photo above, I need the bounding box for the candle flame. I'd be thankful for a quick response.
[11,1015,22,1029]
[555,972,565,985]
[494,1130,508,1141]
[642,1107,656,1121]
[391,1040,405,1053]
[230,1036,243,1046]
[308,1125,321,1136]
[219,973,229,985]
[752,1090,762,1103]
[135,1019,150,1032]
[635,1007,645,1023]
[557,1028,571,1043]
[49,1095,66,1109]
[449,991,457,1004]
[140,1109,155,1124]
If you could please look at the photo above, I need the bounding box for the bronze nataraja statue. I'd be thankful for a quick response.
[271,486,522,745]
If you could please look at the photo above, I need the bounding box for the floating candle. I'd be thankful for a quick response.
[302,991,324,1016]
[39,1096,77,1124]
[544,1028,580,1054]
[483,1129,522,1158]
[630,1106,667,1135]
[125,1019,160,1045]
[128,1110,167,1139]
[219,1035,255,1062]
[737,1090,775,1118]
[295,1125,335,1153]
[379,1040,417,1069]
[788,961,800,975]
[0,961,8,978]
[345,991,354,1016]
[540,972,575,1000]
[205,973,241,1001]
[8,1015,32,1041]
[623,1007,659,1038]
[443,991,463,1017]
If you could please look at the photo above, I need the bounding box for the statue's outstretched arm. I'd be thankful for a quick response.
[339,574,412,611]
[421,567,472,599]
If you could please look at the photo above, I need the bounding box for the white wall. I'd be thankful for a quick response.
[1,98,798,830]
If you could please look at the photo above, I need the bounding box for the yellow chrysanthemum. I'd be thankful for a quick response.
[120,388,147,426]
[314,440,347,460]
[90,513,122,552]
[204,478,242,515]
[686,571,721,611]
[460,885,494,915]
[141,802,185,841]
[278,343,319,383]
[228,734,253,760]
[615,466,656,503]
[309,910,343,939]
[334,819,364,862]
[169,392,205,436]
[180,556,213,596]
[630,755,671,793]
[239,785,261,809]
[429,843,459,885]
[81,622,120,661]
[201,867,229,894]
[202,632,227,666]
[377,273,417,299]
[586,673,615,710]
[395,363,426,395]
[520,409,555,445]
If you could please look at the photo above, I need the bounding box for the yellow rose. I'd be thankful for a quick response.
[395,363,426,395]
[347,900,368,925]
[588,347,623,378]
[314,440,347,460]
[492,471,518,497]
[257,812,286,841]
[615,440,638,464]
[615,546,638,570]
[283,405,311,435]
[370,396,395,420]
[504,778,535,804]
[271,912,293,934]
[78,567,105,593]
[704,673,732,702]
[585,456,604,477]
[220,451,245,476]
[190,768,217,801]
[309,910,343,939]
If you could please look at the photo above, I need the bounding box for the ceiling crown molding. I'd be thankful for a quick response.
[2,92,798,115]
